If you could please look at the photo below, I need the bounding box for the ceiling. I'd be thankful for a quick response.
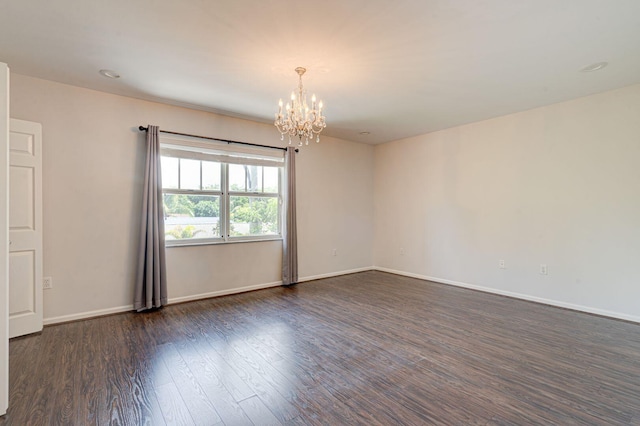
[1,1,640,144]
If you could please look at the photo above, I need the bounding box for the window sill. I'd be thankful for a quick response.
[165,236,283,248]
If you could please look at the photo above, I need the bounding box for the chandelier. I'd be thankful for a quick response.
[274,67,326,146]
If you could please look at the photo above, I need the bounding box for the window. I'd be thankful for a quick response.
[160,135,284,246]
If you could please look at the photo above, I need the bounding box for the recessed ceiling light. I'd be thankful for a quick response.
[99,69,121,79]
[580,62,608,73]
[359,131,370,135]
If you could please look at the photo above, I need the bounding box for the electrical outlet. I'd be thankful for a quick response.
[332,249,337,256]
[43,277,53,289]
[540,264,548,275]
[499,259,505,269]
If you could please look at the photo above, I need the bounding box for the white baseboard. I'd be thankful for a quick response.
[373,266,640,324]
[48,266,633,327]
[42,266,376,325]
[298,266,374,283]
[43,282,283,325]
[168,281,283,305]
[169,267,375,307]
[43,304,134,325]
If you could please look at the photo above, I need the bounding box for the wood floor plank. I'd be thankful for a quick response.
[154,382,195,426]
[158,342,224,425]
[207,336,301,423]
[186,340,256,404]
[177,308,258,403]
[3,270,640,424]
[290,380,381,426]
[238,395,283,426]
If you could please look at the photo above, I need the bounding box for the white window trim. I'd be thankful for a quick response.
[160,135,285,247]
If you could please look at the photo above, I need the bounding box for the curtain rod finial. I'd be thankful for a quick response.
[139,126,148,131]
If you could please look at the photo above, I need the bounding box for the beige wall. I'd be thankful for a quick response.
[374,83,640,321]
[10,74,374,323]
[10,71,640,325]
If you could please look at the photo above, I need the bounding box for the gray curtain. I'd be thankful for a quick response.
[134,125,168,311]
[282,147,298,285]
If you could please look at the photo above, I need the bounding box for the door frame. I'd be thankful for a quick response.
[0,62,10,417]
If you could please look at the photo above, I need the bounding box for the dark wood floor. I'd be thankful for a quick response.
[2,271,640,425]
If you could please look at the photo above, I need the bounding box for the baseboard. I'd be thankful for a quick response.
[373,266,640,324]
[168,281,283,305]
[43,266,376,325]
[42,266,640,325]
[43,282,284,325]
[298,266,374,283]
[43,304,134,326]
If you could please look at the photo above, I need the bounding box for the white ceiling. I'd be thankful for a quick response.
[1,0,640,144]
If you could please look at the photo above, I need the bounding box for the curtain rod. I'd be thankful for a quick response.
[138,126,297,152]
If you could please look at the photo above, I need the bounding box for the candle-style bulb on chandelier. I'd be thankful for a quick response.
[274,67,326,146]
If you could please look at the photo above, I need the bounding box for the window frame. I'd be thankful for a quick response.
[160,135,284,247]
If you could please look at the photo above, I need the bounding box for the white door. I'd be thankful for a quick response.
[8,118,43,338]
